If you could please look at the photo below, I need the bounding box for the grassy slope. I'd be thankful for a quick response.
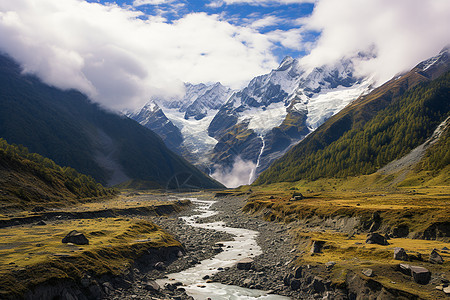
[0,218,180,298]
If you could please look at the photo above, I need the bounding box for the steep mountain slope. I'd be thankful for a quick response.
[209,55,371,183]
[157,82,234,121]
[129,101,183,153]
[0,53,222,189]
[130,56,372,187]
[0,138,114,211]
[256,47,450,185]
[129,82,234,168]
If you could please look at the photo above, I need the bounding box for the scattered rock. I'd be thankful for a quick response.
[429,249,444,264]
[399,264,411,276]
[444,286,450,295]
[236,258,254,270]
[391,225,409,238]
[102,282,114,294]
[290,279,301,290]
[154,261,166,271]
[283,273,293,286]
[143,280,160,291]
[325,261,336,269]
[62,230,89,245]
[290,196,303,201]
[368,221,380,232]
[410,266,431,284]
[36,220,47,226]
[269,196,275,199]
[436,285,444,291]
[310,240,325,254]
[365,233,389,245]
[394,247,409,261]
[310,277,325,293]
[212,246,223,253]
[164,283,177,291]
[362,269,374,277]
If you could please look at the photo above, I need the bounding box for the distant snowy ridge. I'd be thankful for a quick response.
[129,55,374,187]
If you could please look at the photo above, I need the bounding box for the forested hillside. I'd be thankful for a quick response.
[0,53,222,189]
[256,50,450,185]
[0,138,114,210]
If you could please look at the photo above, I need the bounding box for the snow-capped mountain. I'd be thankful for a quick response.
[208,55,372,185]
[129,56,373,187]
[129,82,234,169]
[129,101,183,153]
[156,82,234,120]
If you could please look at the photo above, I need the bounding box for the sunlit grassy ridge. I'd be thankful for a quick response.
[0,218,180,298]
[237,167,450,298]
[292,230,449,299]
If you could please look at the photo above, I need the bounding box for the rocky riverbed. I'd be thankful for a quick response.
[105,193,346,300]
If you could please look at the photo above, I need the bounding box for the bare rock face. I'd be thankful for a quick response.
[429,249,444,264]
[62,230,89,245]
[394,247,409,261]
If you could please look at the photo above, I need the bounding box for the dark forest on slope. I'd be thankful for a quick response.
[256,68,450,184]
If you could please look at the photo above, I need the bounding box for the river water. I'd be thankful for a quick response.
[156,198,290,300]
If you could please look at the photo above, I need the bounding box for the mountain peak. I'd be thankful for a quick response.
[277,56,296,71]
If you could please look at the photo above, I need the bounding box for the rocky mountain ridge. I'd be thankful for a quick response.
[256,47,450,185]
[130,55,372,187]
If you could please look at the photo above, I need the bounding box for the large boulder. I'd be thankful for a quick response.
[365,233,389,245]
[410,266,431,284]
[62,230,89,245]
[237,258,254,270]
[398,264,431,284]
[398,263,411,275]
[429,249,444,264]
[394,247,409,261]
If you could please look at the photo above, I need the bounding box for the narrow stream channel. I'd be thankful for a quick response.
[156,198,290,300]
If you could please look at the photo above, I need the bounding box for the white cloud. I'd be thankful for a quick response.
[220,0,315,5]
[300,0,450,84]
[211,156,256,188]
[250,15,282,29]
[133,0,172,6]
[0,0,279,110]
[267,28,306,51]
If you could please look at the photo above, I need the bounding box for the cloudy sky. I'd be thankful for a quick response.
[0,0,449,110]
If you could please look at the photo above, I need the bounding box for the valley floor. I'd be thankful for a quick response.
[0,186,449,299]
